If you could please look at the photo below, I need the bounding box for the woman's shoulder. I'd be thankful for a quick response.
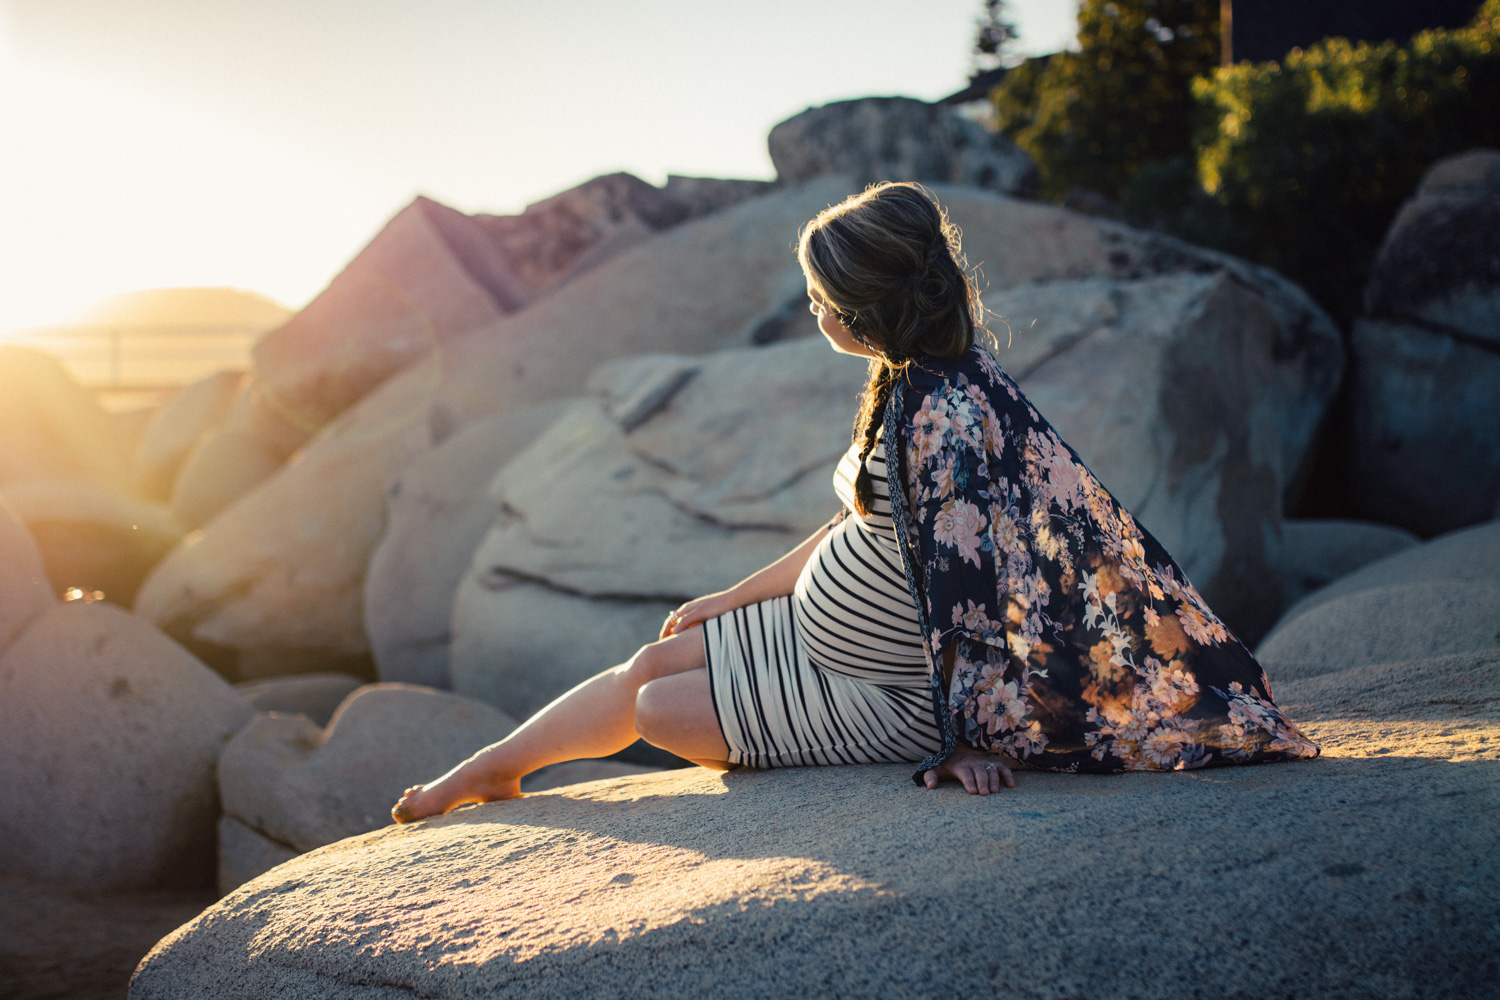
[900,344,1009,398]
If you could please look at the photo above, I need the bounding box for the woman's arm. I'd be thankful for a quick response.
[659,520,833,639]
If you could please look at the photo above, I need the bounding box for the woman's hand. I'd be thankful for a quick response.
[922,748,1016,794]
[660,591,738,639]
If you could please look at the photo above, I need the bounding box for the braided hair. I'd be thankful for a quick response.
[797,183,982,517]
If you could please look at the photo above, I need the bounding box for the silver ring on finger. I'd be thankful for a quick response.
[984,764,996,770]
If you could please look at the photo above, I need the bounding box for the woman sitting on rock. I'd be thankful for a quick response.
[392,182,1317,821]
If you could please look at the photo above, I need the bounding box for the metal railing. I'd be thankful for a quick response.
[4,325,258,391]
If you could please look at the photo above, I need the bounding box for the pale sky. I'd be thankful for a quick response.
[0,0,1077,334]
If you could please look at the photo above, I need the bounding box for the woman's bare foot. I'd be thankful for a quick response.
[390,751,523,823]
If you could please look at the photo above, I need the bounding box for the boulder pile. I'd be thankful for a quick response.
[133,517,1500,999]
[0,504,251,892]
[0,101,1495,1000]
[1347,149,1500,534]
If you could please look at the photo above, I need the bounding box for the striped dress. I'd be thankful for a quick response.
[702,432,944,767]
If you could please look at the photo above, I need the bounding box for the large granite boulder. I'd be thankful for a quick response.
[133,370,244,501]
[216,684,518,885]
[0,480,182,606]
[1344,318,1500,535]
[168,378,313,531]
[132,178,861,673]
[452,269,1339,717]
[1364,149,1500,337]
[0,500,53,651]
[1268,519,1500,623]
[451,341,865,717]
[137,362,437,678]
[1258,581,1500,682]
[251,197,507,434]
[1347,150,1500,535]
[769,96,1039,196]
[136,178,1339,677]
[131,639,1498,999]
[215,816,298,899]
[0,346,133,491]
[254,173,773,435]
[233,672,365,727]
[365,403,570,689]
[0,876,213,1000]
[1271,518,1420,611]
[0,602,252,891]
[1256,520,1500,681]
[990,274,1341,640]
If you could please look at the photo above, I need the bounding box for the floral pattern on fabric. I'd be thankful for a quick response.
[883,347,1319,779]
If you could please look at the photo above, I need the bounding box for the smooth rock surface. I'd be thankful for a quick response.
[0,480,182,606]
[132,647,1499,1000]
[234,672,365,726]
[769,96,1039,196]
[1267,519,1500,625]
[0,346,133,491]
[0,602,252,891]
[218,684,518,856]
[0,877,212,1000]
[520,759,666,794]
[216,815,299,897]
[1256,581,1500,681]
[169,428,290,532]
[1348,150,1500,534]
[365,403,570,688]
[658,174,773,219]
[1271,518,1420,611]
[109,403,159,461]
[1364,148,1500,342]
[0,500,53,651]
[1256,520,1500,680]
[1345,316,1500,535]
[168,378,311,531]
[452,578,679,721]
[134,371,245,501]
[214,757,659,896]
[138,362,438,670]
[450,339,863,717]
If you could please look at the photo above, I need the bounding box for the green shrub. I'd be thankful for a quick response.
[1152,0,1500,322]
[992,0,1221,201]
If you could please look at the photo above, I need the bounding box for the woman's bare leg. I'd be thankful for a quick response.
[391,626,728,822]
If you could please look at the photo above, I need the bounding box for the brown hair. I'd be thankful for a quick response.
[798,182,981,516]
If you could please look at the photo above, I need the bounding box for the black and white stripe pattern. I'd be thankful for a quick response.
[704,435,942,768]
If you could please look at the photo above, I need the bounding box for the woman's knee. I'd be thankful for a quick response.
[622,630,703,688]
[633,678,670,742]
[622,640,669,688]
[634,670,728,762]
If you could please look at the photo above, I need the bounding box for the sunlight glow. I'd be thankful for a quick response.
[0,1,1078,343]
[0,17,395,335]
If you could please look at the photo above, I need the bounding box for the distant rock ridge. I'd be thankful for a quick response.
[408,172,773,316]
[249,172,773,434]
[769,96,1039,197]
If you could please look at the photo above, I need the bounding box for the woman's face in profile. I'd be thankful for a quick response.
[806,277,873,358]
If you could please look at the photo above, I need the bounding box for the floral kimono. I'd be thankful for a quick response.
[880,345,1320,781]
